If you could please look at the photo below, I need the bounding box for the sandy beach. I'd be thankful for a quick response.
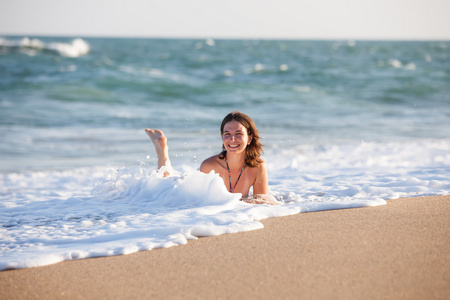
[1,195,449,299]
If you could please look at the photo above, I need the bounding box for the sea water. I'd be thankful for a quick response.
[0,37,449,270]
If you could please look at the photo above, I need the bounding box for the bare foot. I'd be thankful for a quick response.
[145,129,170,170]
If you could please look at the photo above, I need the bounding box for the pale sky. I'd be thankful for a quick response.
[1,0,449,40]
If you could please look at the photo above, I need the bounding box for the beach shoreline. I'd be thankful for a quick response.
[1,195,449,299]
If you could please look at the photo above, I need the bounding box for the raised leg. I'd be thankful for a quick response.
[145,129,171,176]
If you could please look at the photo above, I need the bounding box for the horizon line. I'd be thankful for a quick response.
[1,32,450,42]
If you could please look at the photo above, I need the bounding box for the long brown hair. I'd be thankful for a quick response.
[219,111,263,168]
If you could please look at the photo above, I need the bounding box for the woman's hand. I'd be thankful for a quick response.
[242,194,280,205]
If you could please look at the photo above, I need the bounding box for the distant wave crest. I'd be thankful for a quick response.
[0,37,90,57]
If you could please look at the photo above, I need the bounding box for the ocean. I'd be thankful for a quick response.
[1,36,449,270]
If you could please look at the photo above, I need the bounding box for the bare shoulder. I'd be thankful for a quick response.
[245,159,267,181]
[200,155,223,173]
[257,158,268,174]
[251,158,267,173]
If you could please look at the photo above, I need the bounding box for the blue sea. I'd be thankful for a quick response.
[1,36,449,270]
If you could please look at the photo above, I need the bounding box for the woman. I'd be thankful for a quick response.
[145,111,278,205]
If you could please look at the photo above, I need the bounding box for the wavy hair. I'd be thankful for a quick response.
[219,111,263,167]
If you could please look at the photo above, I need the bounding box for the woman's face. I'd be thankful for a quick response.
[222,120,252,154]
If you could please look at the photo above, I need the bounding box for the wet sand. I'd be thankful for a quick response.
[1,195,449,299]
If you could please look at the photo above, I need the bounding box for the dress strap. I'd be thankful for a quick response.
[225,157,245,193]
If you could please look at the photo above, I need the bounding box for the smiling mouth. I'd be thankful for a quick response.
[228,144,240,149]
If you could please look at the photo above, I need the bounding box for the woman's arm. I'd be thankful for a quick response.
[252,160,269,195]
[243,160,280,205]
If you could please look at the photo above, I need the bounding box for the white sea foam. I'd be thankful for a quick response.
[265,140,450,202]
[118,64,205,86]
[279,64,289,71]
[224,70,234,76]
[205,38,215,47]
[389,59,403,68]
[387,59,416,70]
[0,167,300,270]
[1,140,449,270]
[0,37,89,57]
[254,63,265,72]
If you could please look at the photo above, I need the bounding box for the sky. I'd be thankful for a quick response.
[1,0,450,40]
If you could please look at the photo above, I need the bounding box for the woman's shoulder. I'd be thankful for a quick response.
[257,157,266,165]
[201,154,221,164]
[200,155,223,173]
[249,158,267,172]
[247,157,266,168]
